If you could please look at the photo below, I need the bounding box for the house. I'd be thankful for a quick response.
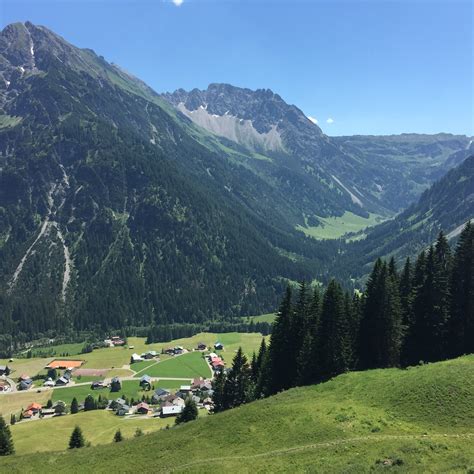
[26,403,42,414]
[151,388,170,404]
[18,378,33,390]
[55,376,69,386]
[0,365,10,376]
[63,370,72,380]
[142,351,157,360]
[172,396,185,407]
[22,409,34,419]
[214,342,224,350]
[136,402,150,414]
[196,342,207,351]
[116,405,130,416]
[43,378,55,387]
[111,336,125,346]
[139,375,152,389]
[176,385,192,399]
[161,405,183,417]
[91,380,106,390]
[173,346,184,355]
[131,353,144,363]
[18,374,30,382]
[163,348,175,355]
[40,408,55,417]
[110,376,121,392]
[208,353,218,359]
[191,395,201,404]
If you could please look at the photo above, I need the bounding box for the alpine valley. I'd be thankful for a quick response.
[0,22,473,343]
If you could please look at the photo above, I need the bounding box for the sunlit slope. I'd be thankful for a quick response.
[3,355,473,473]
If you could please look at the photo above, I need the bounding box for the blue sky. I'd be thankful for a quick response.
[1,0,472,136]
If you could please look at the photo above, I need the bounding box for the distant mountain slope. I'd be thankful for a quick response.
[0,22,332,337]
[3,355,473,472]
[339,155,474,280]
[164,85,472,216]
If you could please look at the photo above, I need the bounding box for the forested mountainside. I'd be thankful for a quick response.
[0,22,471,342]
[163,85,472,215]
[336,155,474,282]
[0,22,334,340]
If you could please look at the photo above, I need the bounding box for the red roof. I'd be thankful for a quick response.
[27,403,42,411]
[136,402,149,410]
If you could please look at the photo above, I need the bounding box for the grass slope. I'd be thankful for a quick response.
[3,356,473,473]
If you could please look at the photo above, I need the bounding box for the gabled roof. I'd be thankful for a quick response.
[136,402,149,410]
[162,405,183,415]
[154,388,170,396]
[27,402,42,410]
[140,374,152,383]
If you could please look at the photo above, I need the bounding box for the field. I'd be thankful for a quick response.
[242,313,276,323]
[296,211,384,240]
[133,352,211,379]
[2,355,473,472]
[10,410,177,455]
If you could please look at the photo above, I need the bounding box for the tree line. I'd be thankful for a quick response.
[213,223,473,409]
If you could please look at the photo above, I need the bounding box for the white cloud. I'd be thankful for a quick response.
[172,0,184,6]
[326,117,334,124]
[307,116,318,125]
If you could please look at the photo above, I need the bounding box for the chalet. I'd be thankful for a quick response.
[111,336,125,346]
[26,403,42,414]
[18,374,30,382]
[139,374,152,389]
[214,342,224,350]
[131,353,144,363]
[55,376,70,386]
[136,402,150,414]
[142,351,157,360]
[63,370,72,380]
[110,376,121,392]
[43,378,55,387]
[19,378,33,390]
[116,405,130,416]
[0,365,10,376]
[91,380,106,390]
[161,405,183,417]
[163,348,175,355]
[196,342,207,351]
[22,409,34,419]
[40,408,55,417]
[212,360,225,372]
[151,388,170,404]
[174,346,184,355]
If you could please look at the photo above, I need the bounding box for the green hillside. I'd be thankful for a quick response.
[3,355,473,473]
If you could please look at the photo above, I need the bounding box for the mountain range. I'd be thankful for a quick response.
[0,22,472,339]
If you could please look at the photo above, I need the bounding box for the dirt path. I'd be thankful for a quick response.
[167,433,474,472]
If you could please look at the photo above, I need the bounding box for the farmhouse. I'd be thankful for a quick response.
[22,409,34,419]
[196,342,207,351]
[152,388,170,404]
[55,376,70,386]
[0,365,10,376]
[136,402,150,414]
[214,342,224,350]
[131,353,144,363]
[91,380,106,390]
[46,360,84,370]
[141,351,157,359]
[161,405,183,417]
[40,408,55,417]
[110,376,121,392]
[43,378,55,387]
[110,336,126,346]
[116,405,130,416]
[26,402,42,414]
[139,374,152,389]
[18,377,33,390]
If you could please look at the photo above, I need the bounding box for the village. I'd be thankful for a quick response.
[0,338,229,424]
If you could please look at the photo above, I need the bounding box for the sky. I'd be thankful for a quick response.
[0,0,472,136]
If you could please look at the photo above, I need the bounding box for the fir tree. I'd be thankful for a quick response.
[211,370,227,413]
[70,397,79,414]
[448,222,474,357]
[223,347,252,409]
[113,429,123,442]
[69,426,85,449]
[0,415,14,456]
[175,398,198,424]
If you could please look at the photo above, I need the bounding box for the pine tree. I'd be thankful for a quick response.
[296,332,314,386]
[399,257,412,329]
[211,370,227,413]
[266,286,294,394]
[113,429,123,442]
[84,395,96,411]
[360,260,403,369]
[448,222,474,357]
[175,398,198,424]
[317,279,351,381]
[223,347,252,409]
[0,415,14,456]
[69,426,85,449]
[70,397,79,414]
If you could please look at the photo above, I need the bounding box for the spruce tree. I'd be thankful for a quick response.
[266,286,294,394]
[448,222,474,357]
[223,347,252,409]
[113,429,123,442]
[0,415,14,456]
[211,370,227,413]
[175,398,198,424]
[317,279,351,381]
[296,332,314,386]
[70,397,79,414]
[69,426,85,449]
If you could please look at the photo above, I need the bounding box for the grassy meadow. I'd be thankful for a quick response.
[2,355,472,472]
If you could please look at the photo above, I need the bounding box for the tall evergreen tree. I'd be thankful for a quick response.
[266,286,294,394]
[70,397,79,414]
[69,426,85,449]
[448,222,474,357]
[223,347,252,409]
[211,370,227,413]
[317,279,351,381]
[0,415,14,456]
[176,398,199,424]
